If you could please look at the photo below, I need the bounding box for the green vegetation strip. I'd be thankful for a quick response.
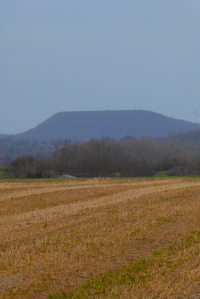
[48,231,200,299]
[0,166,10,169]
[0,172,15,179]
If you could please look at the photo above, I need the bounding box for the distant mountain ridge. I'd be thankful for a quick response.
[16,110,200,141]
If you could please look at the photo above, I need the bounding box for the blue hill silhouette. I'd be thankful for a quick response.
[18,110,200,141]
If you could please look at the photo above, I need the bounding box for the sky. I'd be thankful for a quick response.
[1,0,200,134]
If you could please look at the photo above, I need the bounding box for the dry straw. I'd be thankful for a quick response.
[1,178,200,298]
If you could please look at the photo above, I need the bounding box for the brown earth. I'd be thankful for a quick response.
[1,178,200,298]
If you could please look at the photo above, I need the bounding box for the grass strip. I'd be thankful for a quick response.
[0,171,15,179]
[48,231,200,299]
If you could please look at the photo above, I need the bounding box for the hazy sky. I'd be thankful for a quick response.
[1,0,200,134]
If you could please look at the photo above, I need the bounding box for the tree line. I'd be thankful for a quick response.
[9,137,200,178]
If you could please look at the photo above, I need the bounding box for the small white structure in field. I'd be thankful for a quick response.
[59,174,76,179]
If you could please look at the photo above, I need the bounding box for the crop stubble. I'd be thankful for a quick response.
[1,178,200,298]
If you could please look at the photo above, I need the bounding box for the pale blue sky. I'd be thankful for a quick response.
[1,0,200,134]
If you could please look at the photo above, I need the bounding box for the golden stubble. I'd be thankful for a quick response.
[1,178,200,298]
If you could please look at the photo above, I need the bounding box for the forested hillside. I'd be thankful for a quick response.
[155,129,200,145]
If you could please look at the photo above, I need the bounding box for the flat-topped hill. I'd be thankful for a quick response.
[17,110,200,141]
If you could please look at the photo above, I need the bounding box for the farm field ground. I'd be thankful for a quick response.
[1,178,200,298]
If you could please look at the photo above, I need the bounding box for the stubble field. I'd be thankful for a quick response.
[1,178,200,298]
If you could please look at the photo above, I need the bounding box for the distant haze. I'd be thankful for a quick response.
[16,110,200,141]
[1,1,200,134]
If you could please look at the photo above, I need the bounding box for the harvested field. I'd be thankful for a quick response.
[1,178,200,298]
